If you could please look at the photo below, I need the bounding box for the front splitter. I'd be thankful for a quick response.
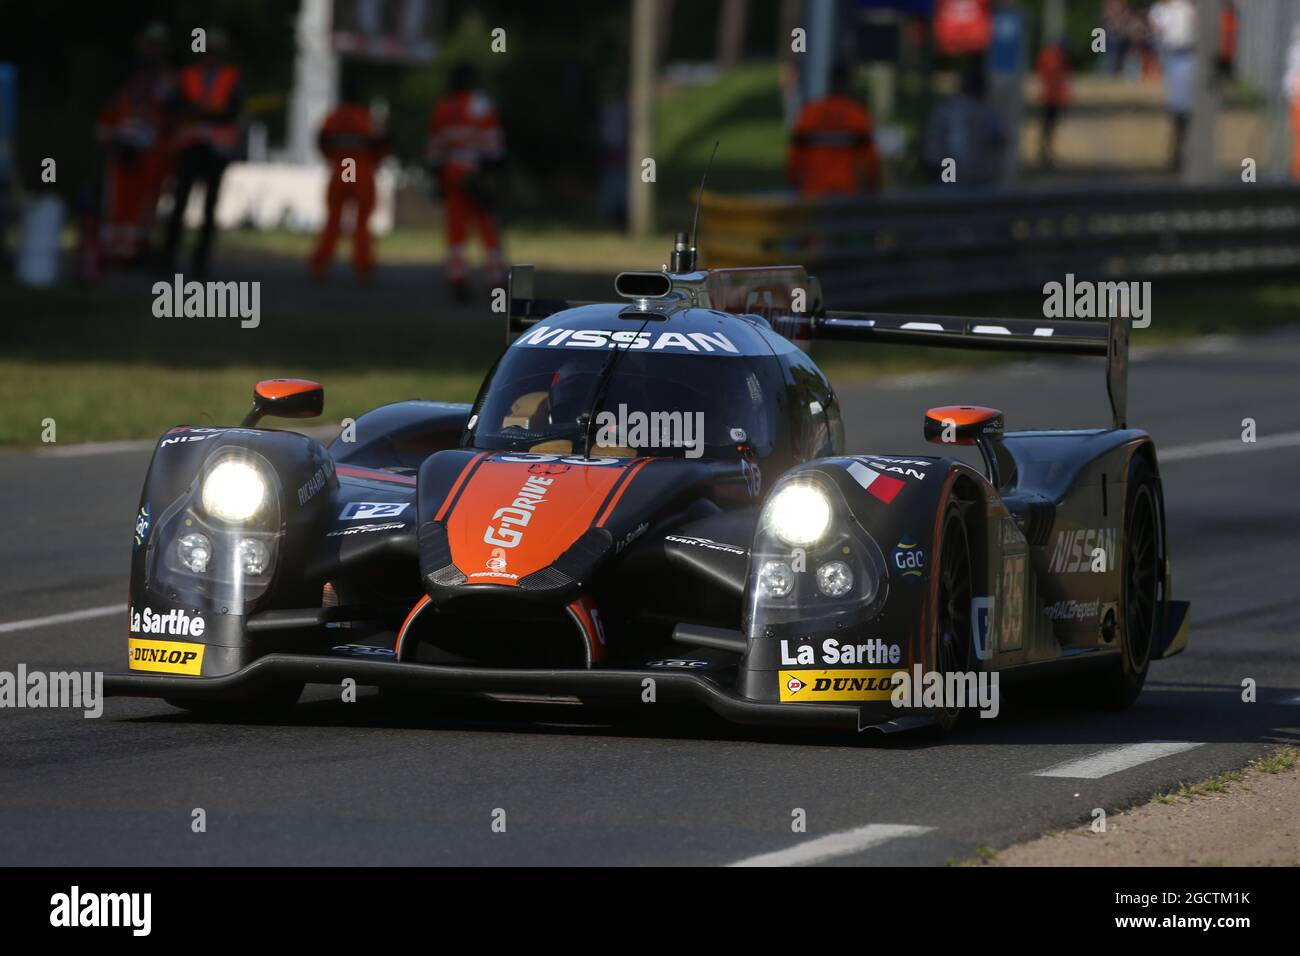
[105,655,931,733]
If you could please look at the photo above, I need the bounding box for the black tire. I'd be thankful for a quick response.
[927,501,975,734]
[1103,456,1161,709]
[164,681,304,719]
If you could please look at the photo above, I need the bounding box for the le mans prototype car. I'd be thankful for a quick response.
[107,238,1190,734]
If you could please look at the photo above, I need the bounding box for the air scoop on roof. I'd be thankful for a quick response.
[614,272,672,299]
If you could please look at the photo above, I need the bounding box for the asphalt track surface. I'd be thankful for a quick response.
[2,327,1298,866]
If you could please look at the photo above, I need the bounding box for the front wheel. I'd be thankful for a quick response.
[927,501,974,734]
[1102,456,1161,709]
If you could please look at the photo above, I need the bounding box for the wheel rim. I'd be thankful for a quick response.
[1125,485,1158,670]
[936,510,972,715]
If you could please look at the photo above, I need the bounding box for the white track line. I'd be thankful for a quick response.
[1159,429,1300,462]
[33,439,155,458]
[728,823,934,867]
[1281,694,1300,705]
[0,603,127,635]
[1033,742,1203,779]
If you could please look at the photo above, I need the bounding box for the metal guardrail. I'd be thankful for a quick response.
[697,184,1300,307]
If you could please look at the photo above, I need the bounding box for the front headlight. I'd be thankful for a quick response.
[177,532,212,573]
[757,560,795,598]
[201,460,268,523]
[766,483,832,547]
[816,560,854,597]
[238,537,272,575]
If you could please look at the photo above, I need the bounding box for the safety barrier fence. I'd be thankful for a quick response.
[697,184,1300,306]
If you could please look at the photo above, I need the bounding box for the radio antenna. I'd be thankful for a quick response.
[686,141,719,271]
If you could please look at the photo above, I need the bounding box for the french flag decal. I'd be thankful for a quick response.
[845,461,905,504]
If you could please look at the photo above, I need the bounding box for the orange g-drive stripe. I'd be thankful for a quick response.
[594,457,655,527]
[444,456,635,586]
[434,452,490,522]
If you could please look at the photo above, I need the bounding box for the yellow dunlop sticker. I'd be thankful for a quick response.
[779,669,900,702]
[128,638,205,675]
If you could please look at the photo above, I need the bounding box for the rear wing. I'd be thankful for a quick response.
[815,309,1130,430]
[505,263,1130,430]
[505,264,576,337]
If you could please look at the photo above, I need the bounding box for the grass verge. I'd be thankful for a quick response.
[0,361,483,447]
[2,268,1299,447]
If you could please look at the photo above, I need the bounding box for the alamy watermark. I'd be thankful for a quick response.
[890,666,1001,719]
[152,273,261,328]
[0,665,103,718]
[593,404,705,458]
[50,886,150,936]
[1043,273,1151,328]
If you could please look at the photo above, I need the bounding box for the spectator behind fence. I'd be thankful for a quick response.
[1286,23,1300,182]
[1150,0,1197,171]
[161,30,243,277]
[95,21,174,266]
[1035,38,1071,170]
[922,67,1006,189]
[426,61,506,300]
[1216,1,1239,83]
[308,74,390,284]
[786,63,881,198]
[1100,0,1132,76]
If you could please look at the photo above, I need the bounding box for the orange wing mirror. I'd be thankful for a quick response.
[924,405,1008,488]
[241,378,324,427]
[923,405,1003,446]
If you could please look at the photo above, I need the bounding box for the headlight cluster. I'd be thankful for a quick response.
[156,453,280,599]
[754,480,882,606]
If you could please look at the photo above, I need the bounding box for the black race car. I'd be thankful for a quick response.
[107,241,1190,734]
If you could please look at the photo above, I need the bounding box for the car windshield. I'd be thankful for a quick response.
[467,344,781,459]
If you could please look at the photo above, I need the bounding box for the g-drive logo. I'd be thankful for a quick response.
[485,473,553,548]
[50,886,151,936]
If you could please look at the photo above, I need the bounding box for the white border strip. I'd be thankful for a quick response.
[1033,742,1203,779]
[0,603,127,635]
[1159,429,1300,462]
[33,439,155,459]
[728,823,934,867]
